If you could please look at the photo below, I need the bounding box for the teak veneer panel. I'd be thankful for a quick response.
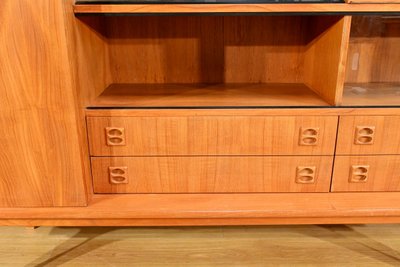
[0,0,87,207]
[336,116,400,155]
[105,16,305,85]
[91,16,345,105]
[73,4,400,14]
[3,193,400,225]
[222,16,304,84]
[87,116,338,156]
[91,83,330,108]
[85,108,400,117]
[91,156,333,193]
[71,16,113,107]
[304,16,351,105]
[332,155,400,192]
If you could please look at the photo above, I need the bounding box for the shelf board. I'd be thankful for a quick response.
[73,3,400,14]
[2,193,400,226]
[342,83,400,106]
[89,83,330,108]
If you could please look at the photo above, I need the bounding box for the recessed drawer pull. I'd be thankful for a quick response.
[109,166,128,184]
[349,165,369,183]
[296,166,316,184]
[105,127,126,146]
[299,127,319,146]
[354,126,375,145]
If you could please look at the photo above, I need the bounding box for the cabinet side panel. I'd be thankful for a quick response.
[0,0,87,206]
[304,16,352,105]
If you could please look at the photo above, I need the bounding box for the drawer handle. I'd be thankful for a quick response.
[109,167,128,184]
[349,165,369,183]
[105,127,126,146]
[299,127,319,146]
[355,126,375,145]
[296,166,316,184]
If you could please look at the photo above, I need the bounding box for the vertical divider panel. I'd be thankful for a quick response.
[0,0,89,207]
[304,16,352,106]
[64,0,113,202]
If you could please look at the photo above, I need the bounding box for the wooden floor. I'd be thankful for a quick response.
[1,225,400,266]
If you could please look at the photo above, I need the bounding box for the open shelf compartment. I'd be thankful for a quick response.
[76,15,350,108]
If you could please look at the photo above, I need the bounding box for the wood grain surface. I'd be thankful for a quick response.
[3,224,400,266]
[332,155,400,192]
[3,193,400,225]
[336,116,400,155]
[0,0,87,207]
[90,83,331,108]
[304,16,352,105]
[105,16,306,84]
[87,116,338,156]
[73,3,400,14]
[97,15,346,105]
[85,108,400,117]
[91,156,333,193]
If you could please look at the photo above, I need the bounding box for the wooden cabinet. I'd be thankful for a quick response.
[87,116,338,156]
[3,0,400,226]
[336,116,400,155]
[91,156,334,193]
[332,156,400,192]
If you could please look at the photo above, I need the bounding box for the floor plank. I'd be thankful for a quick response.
[1,225,400,266]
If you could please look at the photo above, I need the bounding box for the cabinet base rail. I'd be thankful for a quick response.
[2,193,400,226]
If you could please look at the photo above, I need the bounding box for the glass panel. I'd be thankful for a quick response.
[343,16,400,106]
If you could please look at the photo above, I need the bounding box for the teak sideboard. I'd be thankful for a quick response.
[1,0,400,226]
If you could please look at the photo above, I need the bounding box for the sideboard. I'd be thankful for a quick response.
[1,0,400,226]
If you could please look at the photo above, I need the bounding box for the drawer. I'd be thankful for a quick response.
[87,116,338,156]
[336,116,400,155]
[91,156,333,193]
[332,155,400,192]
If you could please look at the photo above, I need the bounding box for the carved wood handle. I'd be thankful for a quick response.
[349,165,369,183]
[299,127,319,146]
[296,166,316,184]
[105,127,126,146]
[354,126,375,145]
[109,167,128,184]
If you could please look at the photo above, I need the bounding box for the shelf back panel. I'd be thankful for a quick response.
[105,16,308,84]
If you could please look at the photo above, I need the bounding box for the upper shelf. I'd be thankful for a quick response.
[90,83,330,108]
[74,3,400,14]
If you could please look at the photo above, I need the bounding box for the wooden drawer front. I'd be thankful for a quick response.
[87,116,338,156]
[91,156,333,193]
[336,116,400,155]
[332,156,400,192]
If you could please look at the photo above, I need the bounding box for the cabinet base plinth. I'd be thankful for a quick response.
[2,193,400,226]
